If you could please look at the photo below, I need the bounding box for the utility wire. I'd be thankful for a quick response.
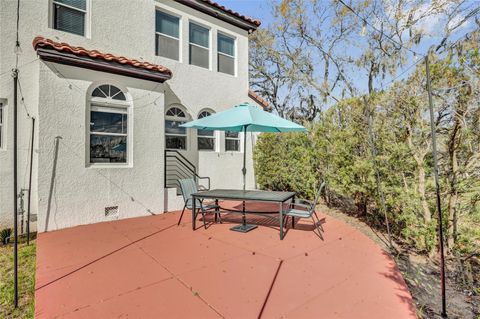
[15,0,21,69]
[58,139,156,216]
[336,0,425,57]
[0,58,38,79]
[379,57,425,91]
[47,62,199,114]
[17,76,31,118]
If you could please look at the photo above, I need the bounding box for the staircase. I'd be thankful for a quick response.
[164,150,210,195]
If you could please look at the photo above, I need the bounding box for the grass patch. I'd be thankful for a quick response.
[0,237,36,319]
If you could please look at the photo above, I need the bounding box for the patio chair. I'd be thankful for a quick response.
[177,178,220,229]
[283,182,326,237]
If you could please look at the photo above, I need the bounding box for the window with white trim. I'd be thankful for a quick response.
[217,33,235,75]
[0,102,4,149]
[197,111,215,151]
[165,106,187,150]
[88,84,129,164]
[225,131,240,152]
[52,0,87,36]
[155,10,180,61]
[189,22,209,69]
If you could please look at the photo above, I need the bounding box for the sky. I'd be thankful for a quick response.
[215,0,274,26]
[217,0,479,98]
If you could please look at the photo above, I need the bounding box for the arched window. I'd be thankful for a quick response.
[197,110,215,151]
[88,84,130,164]
[92,84,126,100]
[165,106,187,150]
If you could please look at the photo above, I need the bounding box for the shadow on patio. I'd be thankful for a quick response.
[35,202,417,318]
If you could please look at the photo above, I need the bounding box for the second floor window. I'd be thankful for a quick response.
[155,11,180,61]
[189,23,209,69]
[218,34,235,75]
[197,111,215,151]
[53,0,86,36]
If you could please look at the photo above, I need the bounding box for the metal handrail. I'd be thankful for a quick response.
[165,155,196,176]
[164,150,211,190]
[165,150,195,172]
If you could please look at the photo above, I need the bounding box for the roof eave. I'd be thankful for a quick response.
[36,48,172,83]
[174,0,259,32]
[248,90,271,111]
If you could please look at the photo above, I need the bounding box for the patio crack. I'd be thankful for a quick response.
[53,277,175,318]
[258,259,284,319]
[36,223,177,291]
[137,246,226,319]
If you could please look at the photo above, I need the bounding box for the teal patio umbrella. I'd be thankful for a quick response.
[180,102,306,232]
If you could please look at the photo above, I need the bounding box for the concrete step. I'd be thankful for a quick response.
[164,188,184,212]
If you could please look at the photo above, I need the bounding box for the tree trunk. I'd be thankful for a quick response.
[447,108,463,249]
[418,165,432,223]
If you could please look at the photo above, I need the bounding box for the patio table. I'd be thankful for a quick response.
[192,189,296,240]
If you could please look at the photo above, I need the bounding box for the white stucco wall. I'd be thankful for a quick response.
[36,64,166,231]
[0,0,256,231]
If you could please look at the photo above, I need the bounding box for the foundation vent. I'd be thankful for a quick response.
[105,206,119,217]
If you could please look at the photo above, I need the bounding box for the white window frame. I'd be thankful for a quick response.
[197,110,216,152]
[155,9,182,62]
[225,131,241,152]
[188,20,211,70]
[165,106,188,150]
[217,31,237,76]
[50,0,91,37]
[87,84,132,167]
[0,101,5,150]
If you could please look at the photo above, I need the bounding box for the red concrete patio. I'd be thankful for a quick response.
[35,202,416,318]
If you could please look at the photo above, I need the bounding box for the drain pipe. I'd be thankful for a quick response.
[12,68,19,308]
[27,117,35,245]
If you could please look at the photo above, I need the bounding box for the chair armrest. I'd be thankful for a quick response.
[196,176,211,190]
[288,202,312,211]
[293,198,314,207]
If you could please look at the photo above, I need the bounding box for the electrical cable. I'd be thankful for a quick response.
[337,0,425,57]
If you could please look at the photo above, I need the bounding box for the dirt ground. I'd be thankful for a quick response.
[318,202,480,319]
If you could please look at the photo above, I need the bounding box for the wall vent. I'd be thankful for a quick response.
[105,206,119,217]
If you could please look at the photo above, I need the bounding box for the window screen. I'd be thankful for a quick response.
[218,34,235,75]
[189,23,209,69]
[155,11,180,60]
[53,0,86,36]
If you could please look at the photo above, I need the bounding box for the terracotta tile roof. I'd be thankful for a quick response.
[249,90,271,111]
[32,36,172,77]
[199,0,261,27]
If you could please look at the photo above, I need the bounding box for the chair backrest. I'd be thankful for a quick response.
[179,178,198,209]
[312,181,326,207]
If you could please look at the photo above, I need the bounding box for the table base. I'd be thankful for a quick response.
[230,224,258,233]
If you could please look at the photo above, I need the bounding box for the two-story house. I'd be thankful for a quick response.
[0,0,266,232]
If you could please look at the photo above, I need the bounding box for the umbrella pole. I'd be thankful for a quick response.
[230,125,257,233]
[242,125,247,191]
[242,125,247,226]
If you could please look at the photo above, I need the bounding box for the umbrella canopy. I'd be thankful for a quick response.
[180,103,306,133]
[180,102,306,190]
